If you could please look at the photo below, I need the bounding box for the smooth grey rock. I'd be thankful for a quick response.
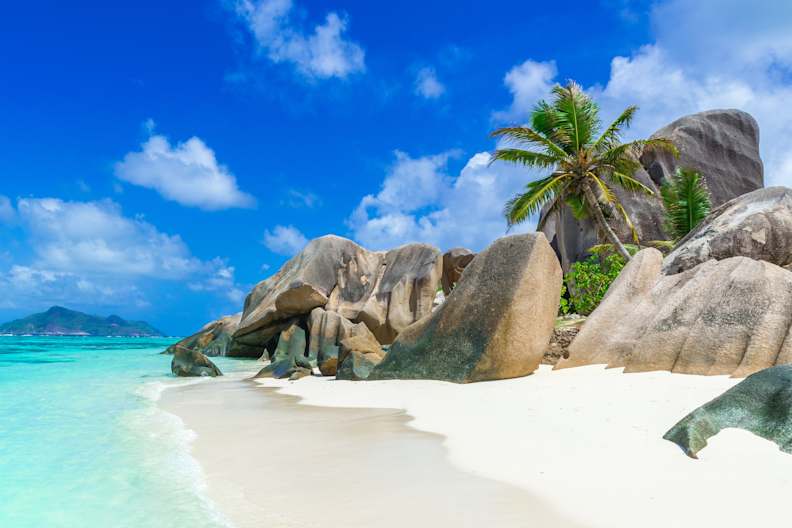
[368,233,562,383]
[558,250,792,377]
[164,314,240,357]
[663,187,792,274]
[640,109,763,207]
[171,346,223,377]
[231,236,442,357]
[254,322,311,379]
[664,365,792,458]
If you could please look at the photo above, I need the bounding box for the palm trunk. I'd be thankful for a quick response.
[582,183,632,262]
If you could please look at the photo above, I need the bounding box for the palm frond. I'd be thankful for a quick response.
[588,173,616,205]
[613,200,640,244]
[550,82,600,151]
[660,167,711,239]
[565,194,588,220]
[490,127,568,158]
[592,105,637,152]
[490,149,559,169]
[609,171,655,195]
[504,173,571,227]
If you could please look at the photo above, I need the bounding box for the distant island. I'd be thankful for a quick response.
[0,306,165,337]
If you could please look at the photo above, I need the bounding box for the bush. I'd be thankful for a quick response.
[563,254,625,315]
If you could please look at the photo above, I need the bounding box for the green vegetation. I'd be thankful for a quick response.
[660,167,712,240]
[490,81,677,261]
[0,306,164,336]
[561,254,625,315]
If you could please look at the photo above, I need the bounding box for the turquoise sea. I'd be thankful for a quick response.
[0,336,255,528]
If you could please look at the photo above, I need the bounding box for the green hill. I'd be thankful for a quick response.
[0,306,165,337]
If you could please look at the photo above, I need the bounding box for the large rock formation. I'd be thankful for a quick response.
[254,321,312,379]
[663,187,792,274]
[664,365,792,458]
[164,314,240,357]
[171,346,223,377]
[368,233,562,383]
[557,249,792,377]
[540,109,764,272]
[230,236,442,358]
[640,109,763,207]
[307,307,383,376]
[440,248,475,294]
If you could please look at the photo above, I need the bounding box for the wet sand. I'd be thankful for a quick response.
[161,373,582,528]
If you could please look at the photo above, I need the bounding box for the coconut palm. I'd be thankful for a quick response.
[660,167,711,240]
[490,81,678,261]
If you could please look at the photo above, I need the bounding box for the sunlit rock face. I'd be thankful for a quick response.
[663,187,792,274]
[558,248,792,377]
[369,233,562,383]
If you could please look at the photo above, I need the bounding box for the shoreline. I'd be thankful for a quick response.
[255,365,792,528]
[160,369,583,528]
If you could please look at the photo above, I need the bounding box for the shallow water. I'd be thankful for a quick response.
[0,336,257,528]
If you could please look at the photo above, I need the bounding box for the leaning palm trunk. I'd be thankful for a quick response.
[582,183,632,261]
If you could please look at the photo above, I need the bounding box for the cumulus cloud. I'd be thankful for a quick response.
[349,151,533,251]
[497,1,792,186]
[0,195,14,223]
[114,133,255,211]
[1,197,244,309]
[232,0,365,80]
[493,59,557,121]
[263,224,308,255]
[414,67,446,99]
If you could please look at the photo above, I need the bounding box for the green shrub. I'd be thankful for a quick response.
[564,254,625,315]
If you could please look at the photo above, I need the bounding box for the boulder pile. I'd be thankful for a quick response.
[368,233,562,383]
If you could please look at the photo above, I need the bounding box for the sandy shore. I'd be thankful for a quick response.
[257,365,792,528]
[161,371,583,528]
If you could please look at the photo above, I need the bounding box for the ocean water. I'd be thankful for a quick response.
[0,336,256,528]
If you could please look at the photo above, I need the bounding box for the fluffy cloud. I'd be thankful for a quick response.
[414,67,446,99]
[0,195,14,223]
[232,0,365,80]
[115,133,255,211]
[1,198,243,309]
[493,59,557,121]
[263,224,308,255]
[350,151,533,251]
[499,1,792,187]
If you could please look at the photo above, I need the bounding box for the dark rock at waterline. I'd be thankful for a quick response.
[164,314,240,357]
[171,346,223,377]
[664,365,792,458]
[368,233,562,383]
[640,109,763,208]
[663,187,792,274]
[254,322,312,379]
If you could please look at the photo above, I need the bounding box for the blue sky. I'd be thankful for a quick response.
[1,0,791,334]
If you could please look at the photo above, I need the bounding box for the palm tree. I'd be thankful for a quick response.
[660,167,711,240]
[490,81,678,261]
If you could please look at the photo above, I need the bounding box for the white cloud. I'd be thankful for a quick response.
[263,224,309,255]
[494,59,557,121]
[114,133,255,211]
[496,1,792,187]
[232,0,365,80]
[17,198,204,278]
[349,151,533,251]
[0,195,14,223]
[414,67,446,99]
[1,197,245,310]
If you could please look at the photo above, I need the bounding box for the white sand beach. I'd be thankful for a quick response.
[161,370,584,528]
[255,365,792,528]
